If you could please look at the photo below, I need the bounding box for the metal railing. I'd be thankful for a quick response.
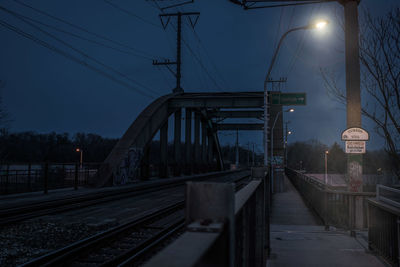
[285,168,375,231]
[0,162,103,194]
[368,185,400,266]
[144,167,269,267]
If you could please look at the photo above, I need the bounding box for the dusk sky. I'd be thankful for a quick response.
[0,0,398,153]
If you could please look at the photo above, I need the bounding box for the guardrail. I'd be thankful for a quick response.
[0,162,103,194]
[368,185,400,266]
[285,168,375,231]
[144,167,269,267]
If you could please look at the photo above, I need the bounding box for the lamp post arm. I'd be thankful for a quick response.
[263,25,310,91]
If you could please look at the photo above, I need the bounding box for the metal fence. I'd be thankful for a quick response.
[368,185,400,266]
[144,167,269,267]
[0,162,103,195]
[285,168,375,231]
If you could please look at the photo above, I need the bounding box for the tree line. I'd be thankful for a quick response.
[0,131,118,163]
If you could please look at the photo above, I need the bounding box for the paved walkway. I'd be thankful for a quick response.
[268,176,384,267]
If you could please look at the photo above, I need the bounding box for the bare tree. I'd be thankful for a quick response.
[321,7,400,179]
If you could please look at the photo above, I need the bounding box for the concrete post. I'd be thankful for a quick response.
[185,182,235,267]
[201,120,207,172]
[174,109,182,176]
[160,121,168,178]
[185,108,192,175]
[194,111,201,173]
[252,167,269,259]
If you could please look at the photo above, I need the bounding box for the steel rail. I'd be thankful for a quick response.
[21,171,251,266]
[0,170,246,226]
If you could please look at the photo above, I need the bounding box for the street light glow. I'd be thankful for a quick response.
[288,131,292,135]
[315,20,328,29]
[76,148,80,152]
[289,108,294,113]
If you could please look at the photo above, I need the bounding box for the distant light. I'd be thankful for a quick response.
[325,150,329,154]
[288,131,292,135]
[76,148,80,152]
[289,108,294,113]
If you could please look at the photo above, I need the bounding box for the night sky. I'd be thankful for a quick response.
[0,0,397,154]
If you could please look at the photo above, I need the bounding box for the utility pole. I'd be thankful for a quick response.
[153,12,200,93]
[341,0,362,194]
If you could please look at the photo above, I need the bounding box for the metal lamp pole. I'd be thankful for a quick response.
[76,148,83,169]
[270,108,294,193]
[325,150,329,184]
[263,21,328,168]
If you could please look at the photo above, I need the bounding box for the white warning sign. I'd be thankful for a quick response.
[345,141,366,154]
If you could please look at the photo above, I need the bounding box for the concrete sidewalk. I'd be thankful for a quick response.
[268,176,384,267]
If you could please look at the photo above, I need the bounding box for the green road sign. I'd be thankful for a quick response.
[270,92,306,105]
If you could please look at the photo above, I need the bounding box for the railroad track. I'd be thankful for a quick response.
[0,170,246,226]
[21,171,251,267]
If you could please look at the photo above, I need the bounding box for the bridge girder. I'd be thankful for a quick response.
[169,92,263,109]
[216,123,264,131]
[209,110,263,119]
[99,92,268,187]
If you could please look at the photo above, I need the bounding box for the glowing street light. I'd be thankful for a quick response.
[312,19,329,30]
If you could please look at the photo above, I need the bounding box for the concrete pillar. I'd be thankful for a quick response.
[201,120,207,172]
[160,121,168,178]
[194,111,201,173]
[174,109,182,176]
[141,146,150,180]
[185,108,192,175]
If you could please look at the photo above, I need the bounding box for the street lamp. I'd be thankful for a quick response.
[271,108,294,193]
[325,150,329,185]
[263,19,329,167]
[76,148,83,169]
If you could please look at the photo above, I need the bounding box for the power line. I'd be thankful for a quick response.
[102,0,162,29]
[2,7,154,60]
[11,0,154,57]
[0,5,160,96]
[0,18,156,99]
[189,25,231,90]
[181,36,224,91]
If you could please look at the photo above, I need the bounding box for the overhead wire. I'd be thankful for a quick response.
[10,0,154,58]
[102,0,162,29]
[1,7,153,60]
[0,5,161,96]
[0,18,156,98]
[190,26,231,90]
